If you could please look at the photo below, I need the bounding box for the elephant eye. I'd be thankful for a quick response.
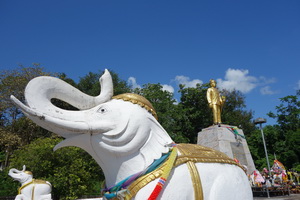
[97,107,107,114]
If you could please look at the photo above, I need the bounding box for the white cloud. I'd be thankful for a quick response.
[260,86,278,95]
[217,68,257,93]
[175,75,203,88]
[297,80,300,90]
[259,76,276,84]
[162,84,174,93]
[127,77,141,89]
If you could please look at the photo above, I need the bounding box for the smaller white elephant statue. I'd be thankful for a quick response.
[8,165,52,200]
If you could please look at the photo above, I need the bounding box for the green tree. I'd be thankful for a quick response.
[0,65,55,168]
[268,92,300,132]
[178,83,211,143]
[0,167,19,196]
[267,91,300,169]
[247,125,279,170]
[134,83,189,143]
[221,90,256,135]
[7,137,104,200]
[77,69,131,96]
[0,127,21,168]
[249,91,300,171]
[0,64,53,125]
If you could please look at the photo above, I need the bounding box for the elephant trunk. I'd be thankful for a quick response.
[11,69,113,137]
[24,69,113,113]
[8,168,20,177]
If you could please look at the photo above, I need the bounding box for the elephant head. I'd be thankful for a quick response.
[11,70,173,185]
[8,165,33,184]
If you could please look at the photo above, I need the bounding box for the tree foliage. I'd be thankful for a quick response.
[134,83,189,143]
[0,64,53,125]
[247,125,279,170]
[8,137,103,200]
[247,90,299,170]
[0,65,55,168]
[77,69,131,96]
[178,83,211,143]
[221,90,255,134]
[0,167,19,196]
[268,92,300,132]
[267,91,300,169]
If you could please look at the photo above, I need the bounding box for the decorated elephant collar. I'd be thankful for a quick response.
[102,143,246,200]
[102,143,177,200]
[18,179,51,195]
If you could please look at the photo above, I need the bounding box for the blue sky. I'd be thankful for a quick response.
[1,1,299,126]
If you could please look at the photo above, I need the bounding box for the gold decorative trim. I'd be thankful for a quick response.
[123,143,245,200]
[176,144,246,173]
[112,93,158,120]
[18,180,34,194]
[186,161,203,200]
[18,179,52,197]
[24,171,33,175]
[177,144,203,200]
[32,182,35,200]
[125,160,168,200]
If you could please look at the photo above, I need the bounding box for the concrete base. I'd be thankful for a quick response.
[197,124,256,174]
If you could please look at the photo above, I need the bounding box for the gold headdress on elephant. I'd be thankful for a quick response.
[113,93,158,120]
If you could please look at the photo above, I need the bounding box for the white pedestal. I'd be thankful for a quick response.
[197,124,256,174]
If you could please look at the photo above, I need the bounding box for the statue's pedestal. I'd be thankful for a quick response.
[197,124,256,174]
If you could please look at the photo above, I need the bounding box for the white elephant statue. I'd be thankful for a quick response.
[8,165,52,200]
[11,70,253,200]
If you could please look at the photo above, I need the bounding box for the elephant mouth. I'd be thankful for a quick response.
[100,119,131,146]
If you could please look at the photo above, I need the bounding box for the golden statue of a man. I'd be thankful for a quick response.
[207,79,226,125]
